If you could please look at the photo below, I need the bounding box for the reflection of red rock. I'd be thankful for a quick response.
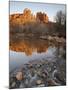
[10,39,49,56]
[37,46,48,53]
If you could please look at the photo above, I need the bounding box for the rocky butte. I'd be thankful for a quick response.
[10,8,49,25]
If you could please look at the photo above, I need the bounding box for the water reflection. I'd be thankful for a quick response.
[9,38,65,71]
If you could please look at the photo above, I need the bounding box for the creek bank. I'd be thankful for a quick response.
[9,58,66,89]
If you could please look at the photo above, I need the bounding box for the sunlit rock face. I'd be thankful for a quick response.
[10,39,49,56]
[9,8,49,25]
[10,8,36,25]
[36,12,49,23]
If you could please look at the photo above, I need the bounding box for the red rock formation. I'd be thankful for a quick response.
[10,9,49,55]
[9,8,49,25]
[36,12,49,23]
[10,8,36,25]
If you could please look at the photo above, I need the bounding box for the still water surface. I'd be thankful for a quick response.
[9,39,65,72]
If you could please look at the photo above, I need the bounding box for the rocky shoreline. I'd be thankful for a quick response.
[9,57,66,89]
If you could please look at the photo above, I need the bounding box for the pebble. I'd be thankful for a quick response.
[16,71,24,81]
[38,84,45,87]
[28,64,33,68]
[10,59,66,88]
[37,71,41,76]
[37,64,41,68]
[36,80,43,85]
[47,79,60,86]
[42,73,47,78]
[47,67,51,72]
[43,69,49,76]
[11,82,16,88]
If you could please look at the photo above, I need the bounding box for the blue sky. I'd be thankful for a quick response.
[9,1,66,22]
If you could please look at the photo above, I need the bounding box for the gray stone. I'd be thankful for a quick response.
[11,82,16,88]
[38,84,45,87]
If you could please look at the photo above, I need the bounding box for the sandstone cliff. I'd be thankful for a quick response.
[10,8,49,25]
